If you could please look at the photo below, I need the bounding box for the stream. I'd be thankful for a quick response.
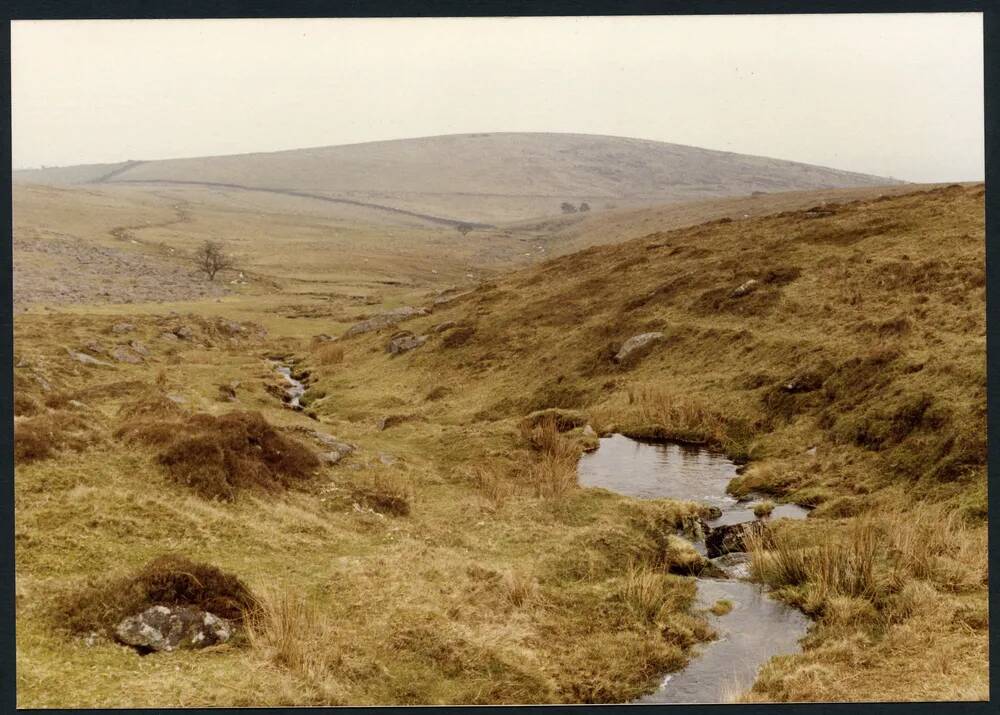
[576,433,812,704]
[270,361,306,409]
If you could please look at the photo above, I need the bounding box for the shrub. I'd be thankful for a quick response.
[120,402,319,500]
[53,554,255,637]
[156,412,320,500]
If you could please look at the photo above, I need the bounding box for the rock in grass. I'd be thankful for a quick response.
[65,348,112,367]
[386,331,428,355]
[111,322,135,334]
[613,332,665,366]
[705,520,769,558]
[112,346,143,364]
[114,605,232,653]
[730,278,760,298]
[343,306,428,337]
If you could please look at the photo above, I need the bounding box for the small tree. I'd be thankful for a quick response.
[579,202,590,212]
[194,240,234,281]
[560,202,578,214]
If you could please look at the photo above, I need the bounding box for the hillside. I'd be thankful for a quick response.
[13,183,985,706]
[13,133,901,224]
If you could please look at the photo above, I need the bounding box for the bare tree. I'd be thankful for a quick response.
[194,240,235,281]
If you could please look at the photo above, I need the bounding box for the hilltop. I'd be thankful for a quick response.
[13,132,900,224]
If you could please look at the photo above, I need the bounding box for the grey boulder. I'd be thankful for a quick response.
[114,605,232,653]
[614,332,665,366]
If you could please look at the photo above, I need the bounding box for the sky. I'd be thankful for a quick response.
[11,14,985,182]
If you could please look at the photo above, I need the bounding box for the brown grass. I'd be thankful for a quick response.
[118,402,320,500]
[14,410,102,464]
[519,415,580,498]
[314,342,344,366]
[245,586,345,700]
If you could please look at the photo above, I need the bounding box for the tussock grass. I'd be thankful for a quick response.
[313,342,344,366]
[246,586,345,697]
[519,415,580,499]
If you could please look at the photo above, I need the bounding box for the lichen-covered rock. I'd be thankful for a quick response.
[613,332,665,366]
[114,605,232,653]
[343,307,429,337]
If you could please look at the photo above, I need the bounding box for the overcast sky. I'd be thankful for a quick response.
[11,14,984,182]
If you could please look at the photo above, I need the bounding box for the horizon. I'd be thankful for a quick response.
[11,130,909,182]
[11,15,985,183]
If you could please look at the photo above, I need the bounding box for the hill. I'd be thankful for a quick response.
[13,133,901,224]
[13,183,985,706]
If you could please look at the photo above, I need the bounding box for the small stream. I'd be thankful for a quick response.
[576,433,811,704]
[270,361,306,409]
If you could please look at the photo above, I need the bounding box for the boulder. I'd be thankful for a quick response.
[613,332,665,366]
[112,346,143,364]
[111,322,135,335]
[129,340,150,357]
[173,325,194,340]
[343,306,428,337]
[432,321,458,333]
[730,278,760,298]
[114,605,232,653]
[159,331,179,342]
[386,332,428,355]
[66,348,111,367]
[705,520,769,558]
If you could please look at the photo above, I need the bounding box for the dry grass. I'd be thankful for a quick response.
[313,342,344,366]
[753,500,776,518]
[14,410,103,464]
[245,586,346,701]
[519,415,580,498]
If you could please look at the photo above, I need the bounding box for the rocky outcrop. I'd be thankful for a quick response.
[114,605,232,653]
[613,332,665,366]
[386,331,428,355]
[343,307,428,337]
[705,520,769,558]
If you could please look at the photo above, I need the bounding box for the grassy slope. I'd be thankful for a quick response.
[14,183,986,705]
